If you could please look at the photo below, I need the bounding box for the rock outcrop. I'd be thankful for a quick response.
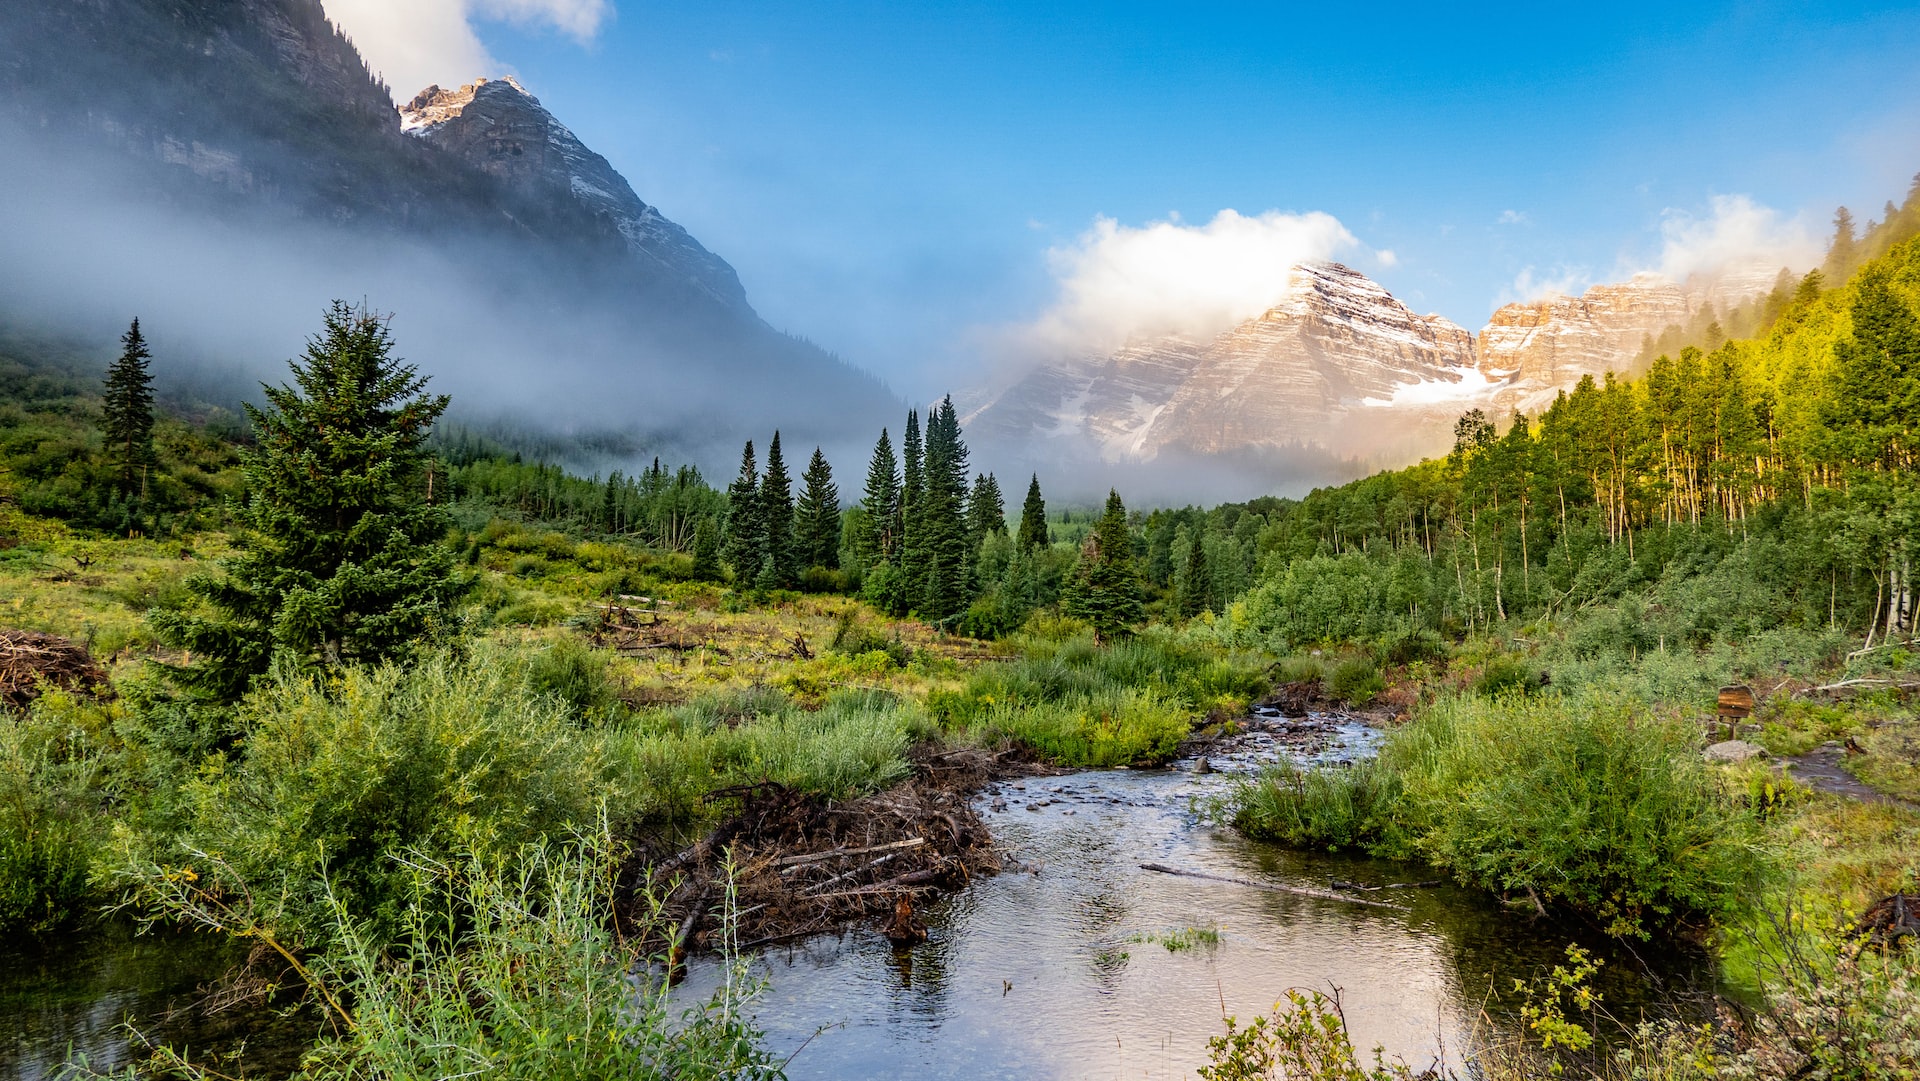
[401,78,746,310]
[1474,274,1695,412]
[969,263,1475,462]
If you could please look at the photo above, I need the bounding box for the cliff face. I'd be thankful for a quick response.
[972,261,1788,469]
[968,263,1474,462]
[400,79,747,310]
[1474,274,1695,412]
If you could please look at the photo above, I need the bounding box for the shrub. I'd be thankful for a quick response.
[0,693,113,931]
[970,688,1189,767]
[1326,657,1384,706]
[155,650,605,945]
[525,637,623,724]
[1225,758,1396,852]
[1474,655,1544,697]
[1381,692,1768,936]
[130,830,782,1081]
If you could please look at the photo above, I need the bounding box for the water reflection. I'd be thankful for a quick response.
[681,719,1716,1081]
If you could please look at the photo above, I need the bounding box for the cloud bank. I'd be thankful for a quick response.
[1028,209,1364,355]
[1653,193,1821,283]
[322,0,612,100]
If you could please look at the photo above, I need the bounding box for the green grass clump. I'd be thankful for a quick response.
[1326,656,1384,706]
[0,691,116,931]
[1227,690,1771,937]
[969,687,1189,767]
[1227,758,1396,852]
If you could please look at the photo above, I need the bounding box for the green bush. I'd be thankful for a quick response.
[525,637,624,724]
[156,650,605,945]
[1382,692,1767,936]
[1474,655,1544,697]
[1226,690,1770,937]
[1226,758,1396,852]
[970,687,1189,767]
[0,693,113,931]
[1326,656,1384,706]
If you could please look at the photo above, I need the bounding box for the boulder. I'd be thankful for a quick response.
[1702,739,1767,764]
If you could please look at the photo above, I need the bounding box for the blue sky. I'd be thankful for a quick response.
[331,1,1920,394]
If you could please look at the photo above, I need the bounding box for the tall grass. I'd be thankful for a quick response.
[123,830,781,1081]
[0,690,113,931]
[1229,690,1770,937]
[934,629,1270,766]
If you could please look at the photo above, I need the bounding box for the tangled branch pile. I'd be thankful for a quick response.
[635,747,1036,955]
[0,629,110,710]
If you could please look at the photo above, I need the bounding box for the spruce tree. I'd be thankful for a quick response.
[153,302,462,701]
[722,440,764,581]
[101,318,157,496]
[920,397,973,624]
[1017,474,1049,552]
[1064,490,1144,642]
[855,428,900,566]
[898,409,927,611]
[1825,206,1859,281]
[795,447,841,570]
[759,431,796,588]
[1176,526,1208,618]
[968,472,1006,545]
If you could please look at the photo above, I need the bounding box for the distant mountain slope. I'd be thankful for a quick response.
[971,261,1788,469]
[0,0,897,467]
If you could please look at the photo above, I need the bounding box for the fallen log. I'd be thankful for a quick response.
[1331,879,1442,892]
[1138,863,1406,910]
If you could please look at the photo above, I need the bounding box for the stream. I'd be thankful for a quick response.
[2,711,1717,1079]
[678,712,1717,1080]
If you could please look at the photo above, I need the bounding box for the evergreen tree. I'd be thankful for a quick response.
[1175,525,1208,618]
[1825,265,1920,472]
[690,515,722,581]
[795,447,841,570]
[759,431,796,588]
[920,397,973,624]
[968,472,1006,545]
[897,409,927,610]
[1825,206,1859,281]
[1064,490,1144,642]
[1017,474,1049,552]
[101,318,157,496]
[854,428,901,566]
[722,440,764,580]
[153,302,462,701]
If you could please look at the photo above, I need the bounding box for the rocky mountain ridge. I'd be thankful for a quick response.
[970,260,1782,466]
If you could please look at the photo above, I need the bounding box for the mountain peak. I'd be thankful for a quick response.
[398,75,748,310]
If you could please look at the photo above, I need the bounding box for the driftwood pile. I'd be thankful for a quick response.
[632,746,1032,959]
[1,629,110,710]
[1856,893,1920,949]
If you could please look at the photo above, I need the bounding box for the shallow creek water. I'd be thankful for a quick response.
[679,711,1717,1081]
[3,710,1715,1080]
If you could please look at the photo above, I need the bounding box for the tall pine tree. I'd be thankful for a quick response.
[1175,526,1208,618]
[920,397,973,624]
[758,431,796,588]
[102,318,157,497]
[968,472,1006,546]
[1017,474,1049,552]
[795,447,841,570]
[722,440,764,581]
[897,409,927,610]
[854,427,900,567]
[153,302,463,700]
[1064,490,1144,642]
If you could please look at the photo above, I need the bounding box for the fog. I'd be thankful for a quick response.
[0,118,905,483]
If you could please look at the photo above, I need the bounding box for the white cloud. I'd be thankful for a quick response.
[1498,264,1591,307]
[1497,209,1528,225]
[1653,194,1821,283]
[1028,209,1365,354]
[323,0,612,100]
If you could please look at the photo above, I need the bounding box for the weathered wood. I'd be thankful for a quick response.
[1716,685,1756,719]
[1138,863,1405,910]
[773,836,926,870]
